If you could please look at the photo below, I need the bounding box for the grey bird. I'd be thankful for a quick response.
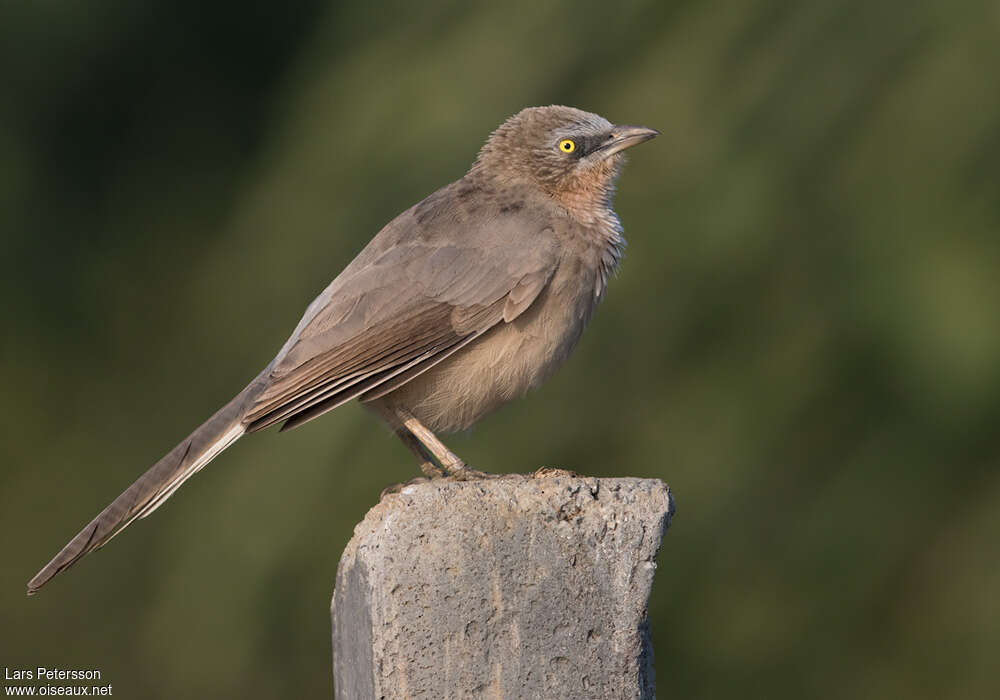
[28,105,658,594]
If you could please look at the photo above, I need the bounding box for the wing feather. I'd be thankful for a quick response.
[243,183,560,433]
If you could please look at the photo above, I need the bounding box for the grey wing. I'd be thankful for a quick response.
[243,207,558,433]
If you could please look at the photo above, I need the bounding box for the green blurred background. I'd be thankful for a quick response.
[2,0,998,697]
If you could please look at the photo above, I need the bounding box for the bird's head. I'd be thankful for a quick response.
[471,105,658,210]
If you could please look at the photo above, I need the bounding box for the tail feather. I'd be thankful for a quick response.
[27,375,265,594]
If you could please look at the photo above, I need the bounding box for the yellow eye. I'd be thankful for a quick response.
[558,139,576,153]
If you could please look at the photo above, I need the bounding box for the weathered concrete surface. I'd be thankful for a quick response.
[332,472,673,699]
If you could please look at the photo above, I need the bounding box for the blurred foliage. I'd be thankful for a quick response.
[2,0,999,698]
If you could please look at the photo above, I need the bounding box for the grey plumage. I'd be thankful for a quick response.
[28,105,657,594]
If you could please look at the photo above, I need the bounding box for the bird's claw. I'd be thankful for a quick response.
[447,466,500,481]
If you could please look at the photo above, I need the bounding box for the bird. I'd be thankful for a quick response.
[27,105,658,594]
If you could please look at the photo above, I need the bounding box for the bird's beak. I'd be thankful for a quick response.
[594,125,660,159]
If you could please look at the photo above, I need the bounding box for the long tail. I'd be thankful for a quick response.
[27,372,268,594]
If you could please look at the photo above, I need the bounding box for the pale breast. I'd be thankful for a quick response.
[372,251,603,433]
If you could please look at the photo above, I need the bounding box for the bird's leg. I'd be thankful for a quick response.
[395,428,445,479]
[371,403,494,480]
[368,402,443,477]
[393,407,471,477]
[392,407,498,479]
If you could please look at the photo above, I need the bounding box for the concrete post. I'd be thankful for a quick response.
[332,471,674,699]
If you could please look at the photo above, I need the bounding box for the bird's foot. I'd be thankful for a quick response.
[445,464,501,481]
[419,461,445,479]
[532,466,579,478]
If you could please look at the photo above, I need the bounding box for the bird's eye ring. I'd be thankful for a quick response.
[558,139,576,153]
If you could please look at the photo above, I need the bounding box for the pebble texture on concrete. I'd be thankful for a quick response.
[332,472,673,699]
